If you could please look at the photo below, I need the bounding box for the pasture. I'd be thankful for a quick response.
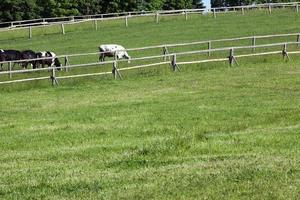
[1,9,300,199]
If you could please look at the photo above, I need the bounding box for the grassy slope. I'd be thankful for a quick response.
[1,9,300,53]
[0,9,300,199]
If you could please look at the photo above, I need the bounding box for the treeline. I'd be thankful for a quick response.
[211,0,296,8]
[0,0,204,22]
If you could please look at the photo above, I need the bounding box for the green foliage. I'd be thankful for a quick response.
[0,0,205,22]
[142,0,166,10]
[163,0,194,9]
[0,0,40,22]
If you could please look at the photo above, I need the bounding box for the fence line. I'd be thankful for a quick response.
[1,31,299,67]
[1,2,299,27]
[0,40,298,69]
[0,41,299,85]
[0,2,299,38]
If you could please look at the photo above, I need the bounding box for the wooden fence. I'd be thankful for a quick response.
[0,39,299,86]
[0,2,299,38]
[1,31,300,70]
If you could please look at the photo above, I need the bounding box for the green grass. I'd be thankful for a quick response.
[0,9,300,199]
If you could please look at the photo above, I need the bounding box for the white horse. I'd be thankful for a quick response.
[99,44,131,62]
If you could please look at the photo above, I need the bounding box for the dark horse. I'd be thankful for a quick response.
[0,50,22,70]
[20,50,38,69]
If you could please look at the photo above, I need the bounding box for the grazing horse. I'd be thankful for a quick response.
[98,44,131,62]
[20,50,38,69]
[36,51,62,70]
[0,50,22,70]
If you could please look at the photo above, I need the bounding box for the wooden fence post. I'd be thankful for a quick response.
[242,7,245,15]
[228,48,238,66]
[112,61,122,79]
[9,62,12,79]
[296,4,299,13]
[51,67,59,86]
[29,26,32,39]
[297,34,300,47]
[213,8,216,18]
[61,24,65,35]
[112,61,117,79]
[64,56,70,72]
[208,41,212,56]
[163,46,170,61]
[125,16,128,27]
[156,11,159,23]
[94,20,98,30]
[268,4,272,14]
[252,36,256,52]
[185,10,188,21]
[282,43,290,60]
[229,48,233,66]
[171,54,180,71]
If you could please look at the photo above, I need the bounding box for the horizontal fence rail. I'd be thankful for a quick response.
[0,2,299,38]
[1,31,300,66]
[0,40,299,85]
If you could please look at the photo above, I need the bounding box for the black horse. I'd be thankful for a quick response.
[0,50,22,70]
[20,50,38,69]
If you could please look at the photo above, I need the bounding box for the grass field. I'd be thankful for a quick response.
[1,9,300,199]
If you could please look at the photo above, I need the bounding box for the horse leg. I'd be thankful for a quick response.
[100,56,105,62]
[22,62,27,69]
[13,62,19,70]
[99,55,104,62]
[36,61,40,68]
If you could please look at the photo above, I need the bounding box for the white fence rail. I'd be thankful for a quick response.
[1,31,300,67]
[0,40,298,86]
[0,2,299,38]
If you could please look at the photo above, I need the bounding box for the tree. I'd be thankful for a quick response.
[143,0,166,10]
[0,0,39,22]
[36,0,56,18]
[163,0,194,9]
[77,0,102,15]
[0,0,206,22]
[193,0,205,8]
